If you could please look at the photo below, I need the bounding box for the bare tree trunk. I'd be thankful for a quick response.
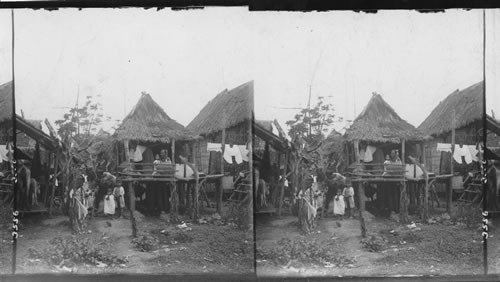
[128,181,137,237]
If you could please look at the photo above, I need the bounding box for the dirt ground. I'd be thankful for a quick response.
[0,208,253,275]
[256,210,483,277]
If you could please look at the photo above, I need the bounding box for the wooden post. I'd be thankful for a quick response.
[48,153,58,216]
[409,156,429,220]
[353,141,360,163]
[400,139,409,223]
[217,112,226,215]
[128,181,137,237]
[278,152,289,216]
[448,110,456,213]
[358,182,367,238]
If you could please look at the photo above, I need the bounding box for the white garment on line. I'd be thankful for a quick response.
[468,145,479,162]
[453,144,472,164]
[364,145,376,162]
[207,143,223,152]
[359,148,366,161]
[223,144,243,164]
[436,143,452,153]
[134,145,147,162]
[0,145,8,162]
[238,145,249,162]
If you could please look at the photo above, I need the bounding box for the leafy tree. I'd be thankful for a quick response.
[55,94,112,139]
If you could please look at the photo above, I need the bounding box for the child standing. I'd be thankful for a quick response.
[104,188,115,217]
[333,188,345,219]
[343,180,355,219]
[113,181,125,218]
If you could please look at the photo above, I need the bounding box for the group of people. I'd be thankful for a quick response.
[331,180,355,219]
[104,180,126,218]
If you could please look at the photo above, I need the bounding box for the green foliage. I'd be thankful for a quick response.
[286,96,339,144]
[258,237,355,267]
[132,235,160,252]
[55,94,113,139]
[27,236,128,267]
[360,234,388,252]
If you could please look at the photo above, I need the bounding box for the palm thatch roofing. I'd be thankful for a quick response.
[187,81,253,136]
[418,81,483,137]
[0,81,13,123]
[345,93,427,143]
[114,92,196,143]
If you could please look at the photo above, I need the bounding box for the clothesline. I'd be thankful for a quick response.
[436,143,482,164]
[207,143,249,164]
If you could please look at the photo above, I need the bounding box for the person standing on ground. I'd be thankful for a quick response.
[343,179,355,218]
[113,181,125,218]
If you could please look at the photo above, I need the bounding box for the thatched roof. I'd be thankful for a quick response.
[114,92,195,143]
[187,81,253,136]
[256,120,273,132]
[345,93,427,143]
[0,81,13,123]
[418,81,483,137]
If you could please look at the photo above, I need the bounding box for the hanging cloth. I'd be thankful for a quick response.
[223,144,242,164]
[359,147,366,161]
[0,145,8,162]
[468,145,479,162]
[437,143,452,153]
[453,145,468,164]
[238,145,249,162]
[134,145,146,162]
[364,145,376,162]
[207,143,223,152]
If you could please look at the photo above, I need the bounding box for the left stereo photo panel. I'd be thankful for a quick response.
[6,7,254,275]
[0,9,14,274]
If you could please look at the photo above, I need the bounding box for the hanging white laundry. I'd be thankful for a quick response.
[0,145,8,162]
[436,143,452,153]
[128,147,136,161]
[207,143,223,152]
[359,148,366,161]
[453,145,470,164]
[134,145,147,162]
[463,147,473,164]
[238,145,249,162]
[364,145,376,162]
[223,144,243,164]
[468,145,479,162]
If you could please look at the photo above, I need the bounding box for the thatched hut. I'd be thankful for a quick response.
[344,92,428,219]
[345,92,427,166]
[187,81,253,175]
[418,81,484,174]
[253,119,289,214]
[0,81,60,212]
[114,91,196,164]
[113,92,197,216]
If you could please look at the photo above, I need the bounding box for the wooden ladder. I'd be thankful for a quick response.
[457,182,483,205]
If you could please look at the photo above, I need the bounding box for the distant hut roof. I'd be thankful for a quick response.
[418,81,483,137]
[187,81,253,136]
[0,81,13,123]
[114,92,195,143]
[345,93,427,143]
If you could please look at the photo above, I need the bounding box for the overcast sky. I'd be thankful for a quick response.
[0,8,498,136]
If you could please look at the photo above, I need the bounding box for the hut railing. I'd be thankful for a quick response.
[348,163,407,182]
[117,162,176,182]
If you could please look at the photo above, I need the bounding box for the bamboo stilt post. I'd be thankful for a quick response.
[179,156,199,220]
[409,156,429,220]
[48,153,58,215]
[278,152,289,216]
[217,111,226,215]
[128,181,137,237]
[400,139,409,223]
[448,110,456,213]
[170,139,180,222]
